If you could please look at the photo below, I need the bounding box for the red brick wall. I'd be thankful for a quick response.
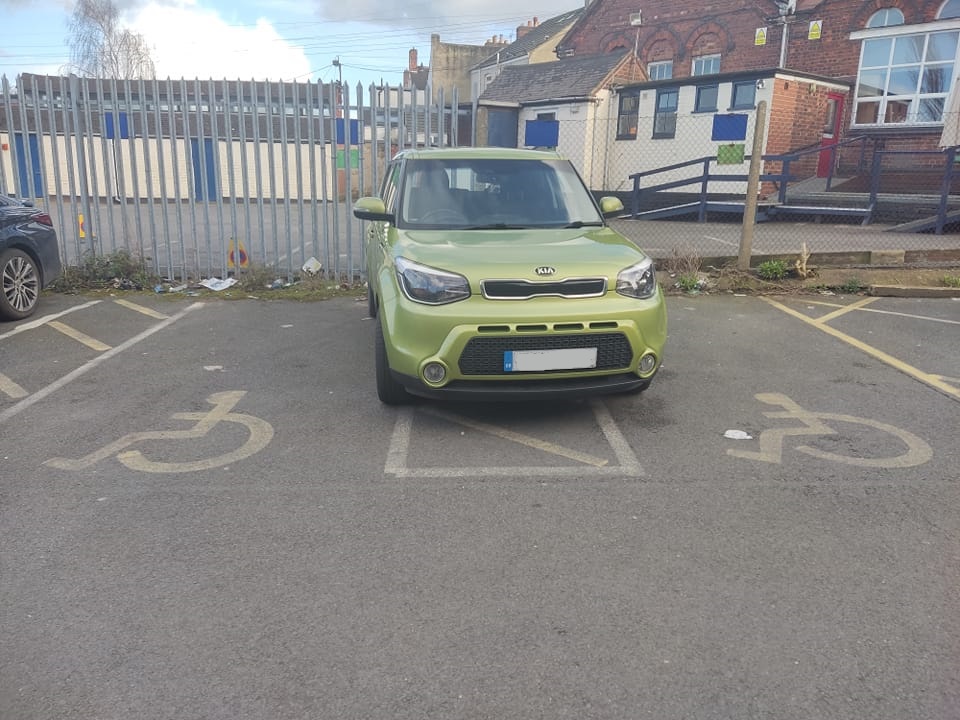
[562,0,946,80]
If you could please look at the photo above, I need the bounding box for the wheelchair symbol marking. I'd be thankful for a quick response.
[45,391,274,474]
[728,393,932,468]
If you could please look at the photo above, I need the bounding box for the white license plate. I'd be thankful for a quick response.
[503,347,598,372]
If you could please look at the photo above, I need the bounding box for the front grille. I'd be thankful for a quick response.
[481,277,606,299]
[459,332,632,375]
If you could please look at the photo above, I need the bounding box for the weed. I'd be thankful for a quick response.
[756,259,788,281]
[51,249,158,292]
[838,277,865,294]
[234,263,281,292]
[942,274,960,288]
[675,274,702,292]
[662,246,702,278]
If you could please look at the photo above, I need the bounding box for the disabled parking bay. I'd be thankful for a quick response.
[1,293,958,720]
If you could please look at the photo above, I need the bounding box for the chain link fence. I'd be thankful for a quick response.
[555,111,960,268]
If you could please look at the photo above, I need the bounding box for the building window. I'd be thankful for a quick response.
[941,0,960,19]
[653,88,679,138]
[692,54,721,76]
[617,92,640,139]
[648,60,673,80]
[731,80,757,109]
[694,84,719,112]
[853,30,959,126]
[867,9,904,28]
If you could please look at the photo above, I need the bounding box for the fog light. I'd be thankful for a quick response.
[638,353,657,375]
[423,362,447,384]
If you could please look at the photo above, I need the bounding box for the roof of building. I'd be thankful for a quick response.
[478,51,631,105]
[473,8,585,71]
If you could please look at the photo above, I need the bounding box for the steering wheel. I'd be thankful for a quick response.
[419,208,466,223]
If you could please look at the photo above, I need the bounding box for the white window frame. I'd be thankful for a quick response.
[941,0,960,19]
[648,60,673,80]
[851,19,960,127]
[692,54,721,76]
[867,8,904,28]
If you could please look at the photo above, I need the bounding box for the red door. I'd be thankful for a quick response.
[817,93,845,177]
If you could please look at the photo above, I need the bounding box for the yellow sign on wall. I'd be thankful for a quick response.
[808,20,823,40]
[755,27,767,46]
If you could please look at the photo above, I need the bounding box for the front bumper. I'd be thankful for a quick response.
[379,286,667,399]
[393,370,653,401]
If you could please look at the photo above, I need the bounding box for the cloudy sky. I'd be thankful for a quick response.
[0,0,577,87]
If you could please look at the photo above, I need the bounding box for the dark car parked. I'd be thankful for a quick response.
[0,196,61,320]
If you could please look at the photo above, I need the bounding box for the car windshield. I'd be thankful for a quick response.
[397,157,605,230]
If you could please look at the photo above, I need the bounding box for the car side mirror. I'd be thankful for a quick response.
[598,196,624,217]
[353,196,393,222]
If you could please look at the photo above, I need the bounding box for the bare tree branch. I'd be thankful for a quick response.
[64,0,155,79]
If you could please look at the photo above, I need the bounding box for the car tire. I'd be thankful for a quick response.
[0,248,41,321]
[375,319,410,405]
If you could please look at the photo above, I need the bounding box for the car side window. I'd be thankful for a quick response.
[381,161,401,212]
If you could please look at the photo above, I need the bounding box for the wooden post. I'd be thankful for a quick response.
[739,100,768,271]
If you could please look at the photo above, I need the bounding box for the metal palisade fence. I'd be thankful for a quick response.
[0,73,463,283]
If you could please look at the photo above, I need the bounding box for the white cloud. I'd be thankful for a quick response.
[129,2,311,81]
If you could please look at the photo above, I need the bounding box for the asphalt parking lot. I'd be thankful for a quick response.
[1,291,958,720]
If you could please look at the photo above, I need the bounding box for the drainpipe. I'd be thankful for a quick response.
[779,17,789,68]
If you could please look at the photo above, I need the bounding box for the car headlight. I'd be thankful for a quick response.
[616,258,657,299]
[395,256,470,305]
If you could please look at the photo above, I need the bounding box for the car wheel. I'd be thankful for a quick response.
[0,248,41,321]
[374,319,410,405]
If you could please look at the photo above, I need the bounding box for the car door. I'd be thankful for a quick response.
[367,160,401,282]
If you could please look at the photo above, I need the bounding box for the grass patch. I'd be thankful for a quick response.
[942,274,960,288]
[755,259,788,281]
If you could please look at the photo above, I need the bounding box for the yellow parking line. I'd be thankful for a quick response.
[814,296,877,324]
[47,321,112,351]
[113,299,169,319]
[762,297,960,401]
[0,372,28,399]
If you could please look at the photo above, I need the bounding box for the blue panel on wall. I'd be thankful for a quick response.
[14,134,43,197]
[335,118,359,144]
[525,120,560,148]
[712,114,748,142]
[104,112,129,139]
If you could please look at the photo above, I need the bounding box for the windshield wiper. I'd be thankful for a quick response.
[465,223,531,230]
[564,221,604,228]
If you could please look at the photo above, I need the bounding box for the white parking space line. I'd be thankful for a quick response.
[0,373,28,399]
[424,407,610,467]
[704,235,737,247]
[384,399,645,479]
[0,303,204,426]
[0,301,102,342]
[113,299,169,319]
[47,321,112,351]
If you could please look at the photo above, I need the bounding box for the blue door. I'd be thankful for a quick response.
[14,133,43,198]
[190,138,218,200]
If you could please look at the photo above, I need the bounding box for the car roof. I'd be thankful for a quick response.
[393,147,566,162]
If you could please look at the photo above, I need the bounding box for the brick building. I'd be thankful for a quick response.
[553,0,960,195]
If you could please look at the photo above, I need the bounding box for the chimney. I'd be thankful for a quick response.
[409,48,418,71]
[516,17,539,39]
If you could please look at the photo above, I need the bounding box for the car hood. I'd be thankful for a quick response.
[392,226,649,281]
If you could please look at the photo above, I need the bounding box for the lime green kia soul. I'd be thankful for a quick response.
[353,147,667,404]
